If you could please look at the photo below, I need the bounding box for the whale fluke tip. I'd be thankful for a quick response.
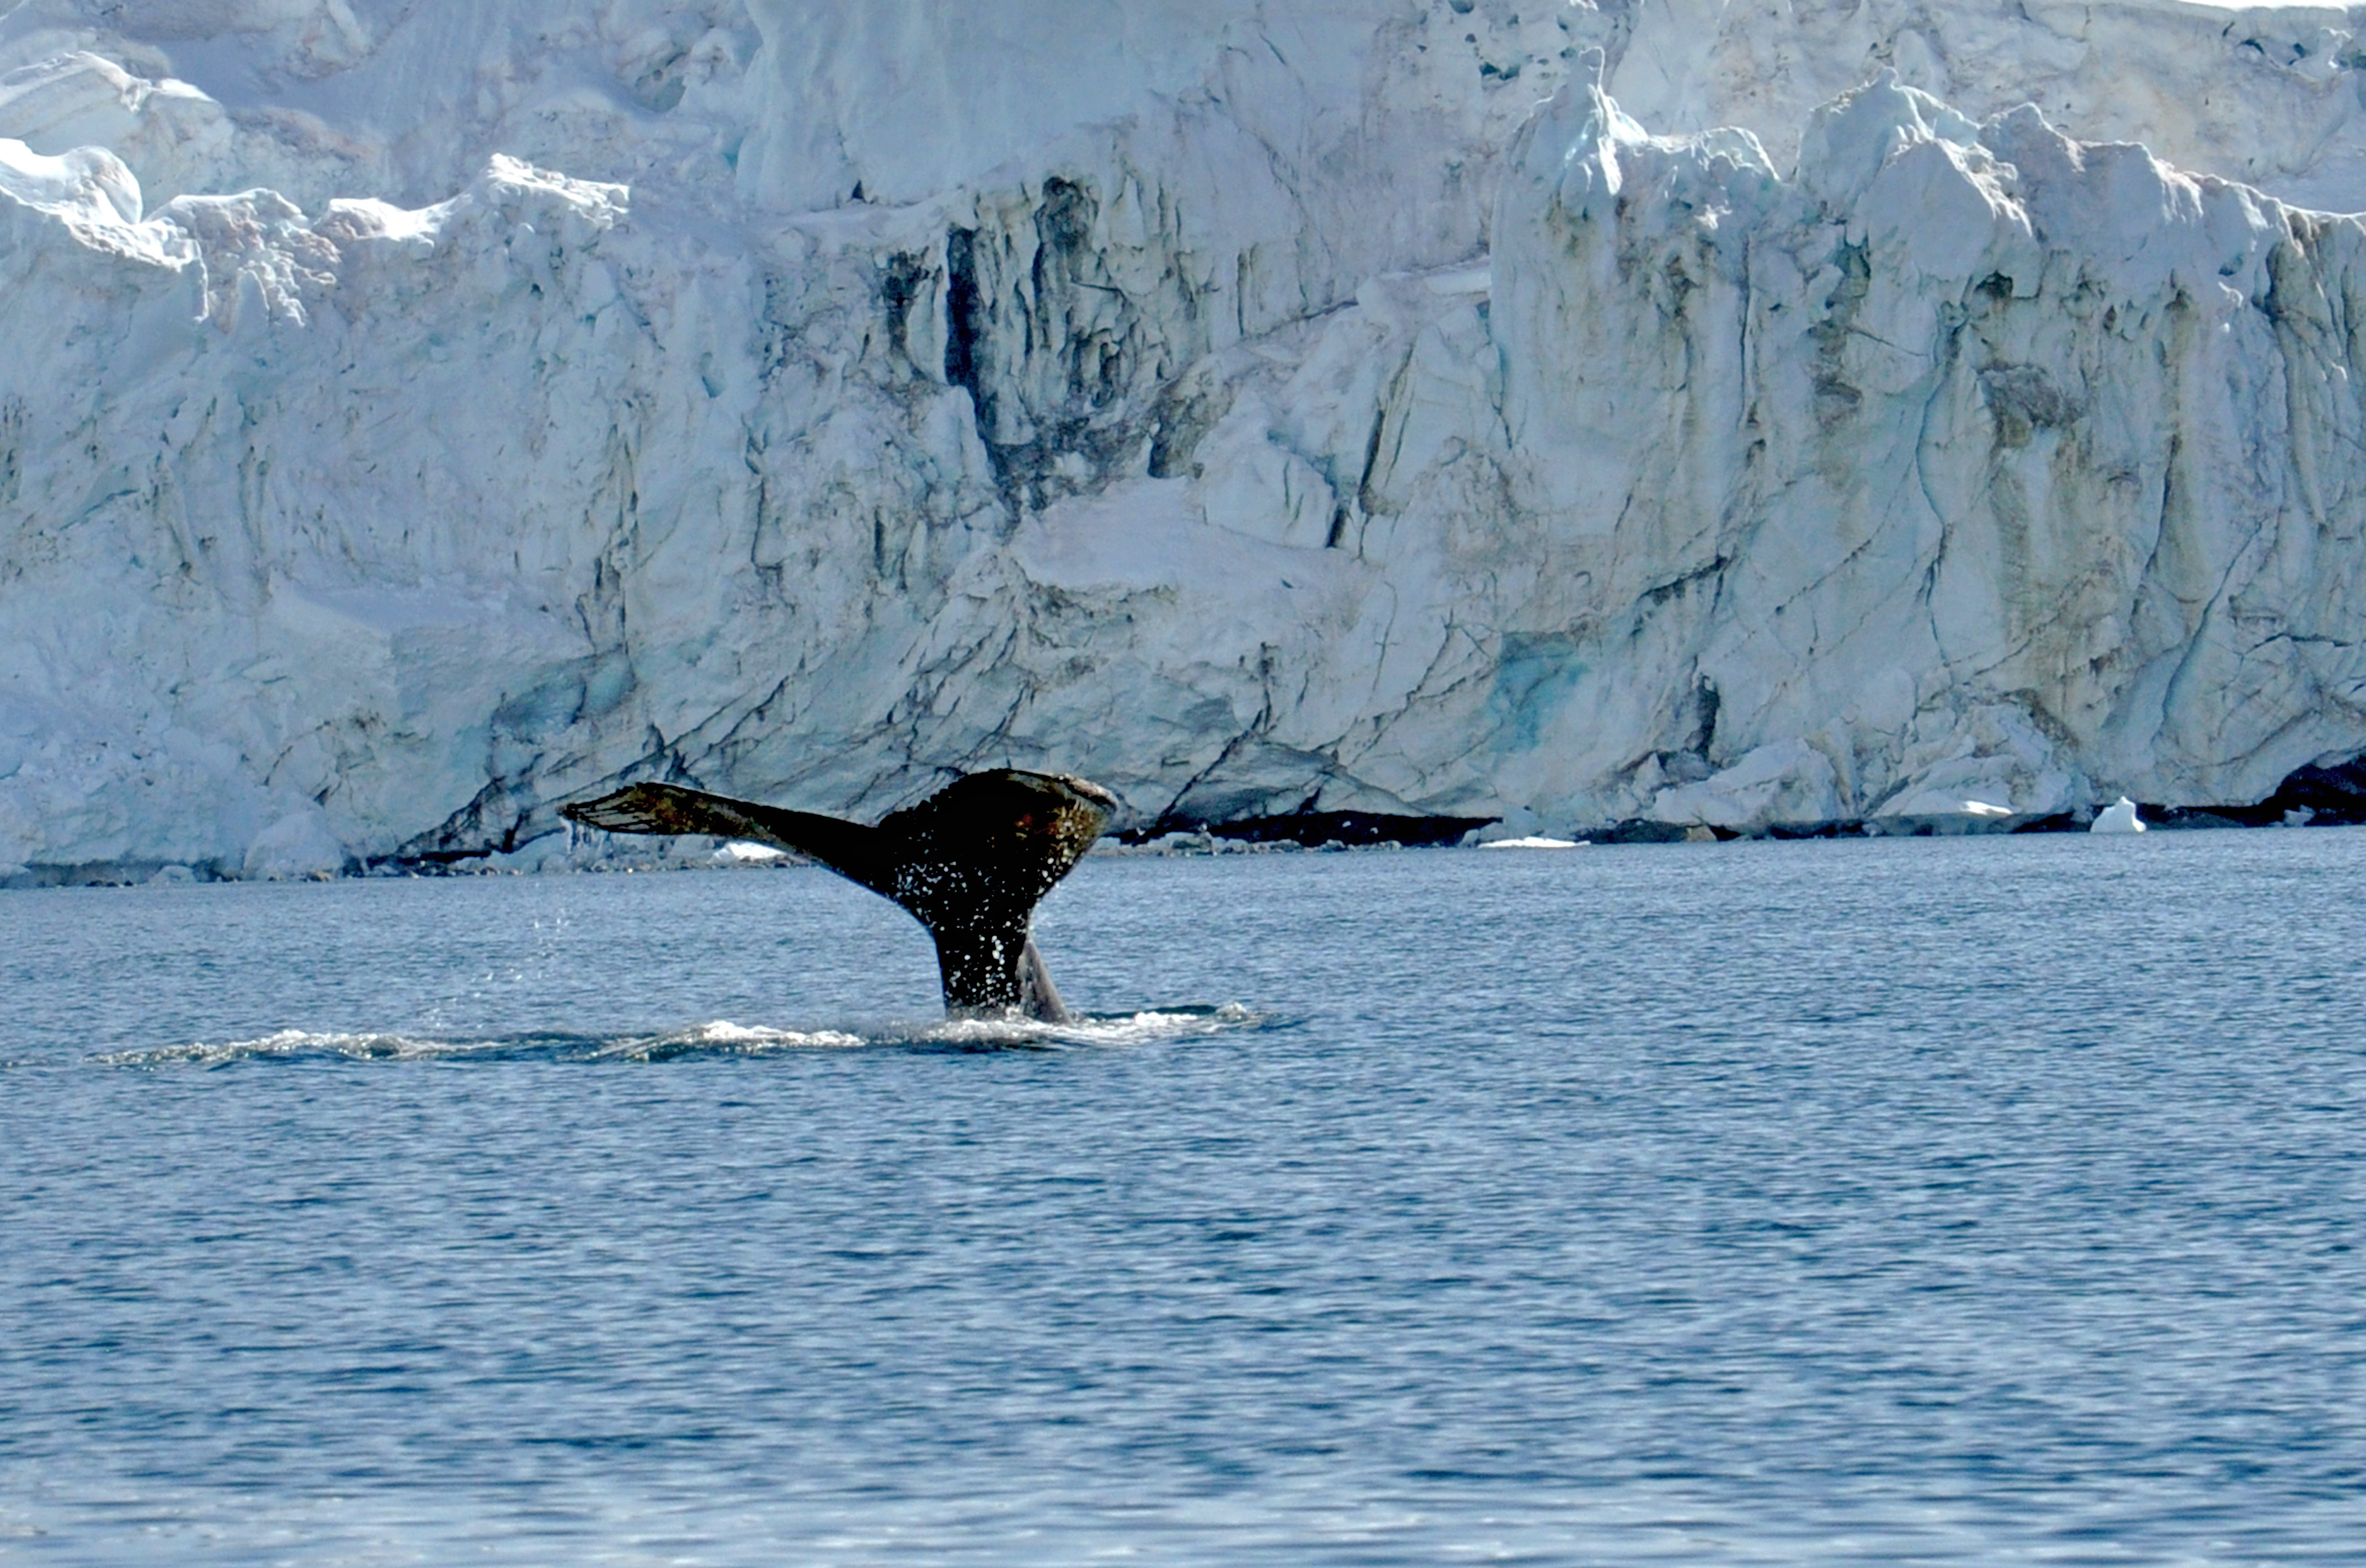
[562,783,713,838]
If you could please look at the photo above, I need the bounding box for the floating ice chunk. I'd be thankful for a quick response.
[2090,797,2147,834]
[1478,835,1585,850]
[715,840,786,864]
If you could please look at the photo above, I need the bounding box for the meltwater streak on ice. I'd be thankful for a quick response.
[93,1007,1264,1068]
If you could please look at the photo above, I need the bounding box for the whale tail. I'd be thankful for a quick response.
[560,770,1116,1021]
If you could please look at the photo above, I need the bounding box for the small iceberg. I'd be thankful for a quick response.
[1478,835,1585,850]
[2090,797,2146,834]
[715,840,787,863]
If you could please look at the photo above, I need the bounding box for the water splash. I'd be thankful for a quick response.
[94,1005,1265,1068]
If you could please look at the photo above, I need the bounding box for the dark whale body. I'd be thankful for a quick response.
[559,770,1116,1022]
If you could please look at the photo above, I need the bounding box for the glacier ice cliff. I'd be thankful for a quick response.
[4,0,2366,878]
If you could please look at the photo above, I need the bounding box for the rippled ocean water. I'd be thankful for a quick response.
[4,830,2363,1565]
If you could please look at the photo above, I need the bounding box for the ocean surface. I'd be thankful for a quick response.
[4,829,2363,1565]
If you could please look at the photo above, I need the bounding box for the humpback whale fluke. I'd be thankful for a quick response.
[559,770,1117,1022]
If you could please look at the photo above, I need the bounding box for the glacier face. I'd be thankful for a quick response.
[4,0,2366,878]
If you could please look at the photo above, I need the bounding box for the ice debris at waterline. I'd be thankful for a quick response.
[7,3,2366,885]
[2091,798,2148,835]
[1478,836,1586,851]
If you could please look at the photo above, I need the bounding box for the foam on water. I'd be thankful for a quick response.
[92,1005,1265,1069]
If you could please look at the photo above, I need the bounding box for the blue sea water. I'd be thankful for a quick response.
[3,829,2364,1565]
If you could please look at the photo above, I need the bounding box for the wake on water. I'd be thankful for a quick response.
[94,1005,1267,1069]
